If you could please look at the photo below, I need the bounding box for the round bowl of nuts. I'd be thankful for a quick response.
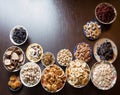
[41,64,66,93]
[41,52,55,67]
[26,43,43,62]
[91,61,117,90]
[66,59,90,88]
[3,46,25,72]
[10,25,28,45]
[57,49,73,66]
[20,62,41,87]
[95,2,117,24]
[74,42,92,62]
[83,21,101,40]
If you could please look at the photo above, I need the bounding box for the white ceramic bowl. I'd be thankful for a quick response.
[65,59,91,88]
[20,62,41,87]
[93,38,118,63]
[3,46,25,72]
[26,43,43,62]
[57,49,73,66]
[91,61,117,90]
[95,2,117,24]
[10,25,28,45]
[41,64,66,93]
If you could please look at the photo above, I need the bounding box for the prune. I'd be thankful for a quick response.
[97,42,113,61]
[12,27,26,44]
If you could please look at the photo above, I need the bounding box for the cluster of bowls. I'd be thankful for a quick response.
[3,41,117,92]
[83,2,117,41]
[2,2,118,93]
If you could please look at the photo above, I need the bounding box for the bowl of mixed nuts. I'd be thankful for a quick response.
[83,21,101,40]
[74,42,92,62]
[57,49,73,66]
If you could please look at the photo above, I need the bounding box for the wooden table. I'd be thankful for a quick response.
[0,0,120,95]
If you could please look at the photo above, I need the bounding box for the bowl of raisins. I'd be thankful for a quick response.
[95,2,117,24]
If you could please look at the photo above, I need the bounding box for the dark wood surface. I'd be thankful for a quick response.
[0,0,120,95]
